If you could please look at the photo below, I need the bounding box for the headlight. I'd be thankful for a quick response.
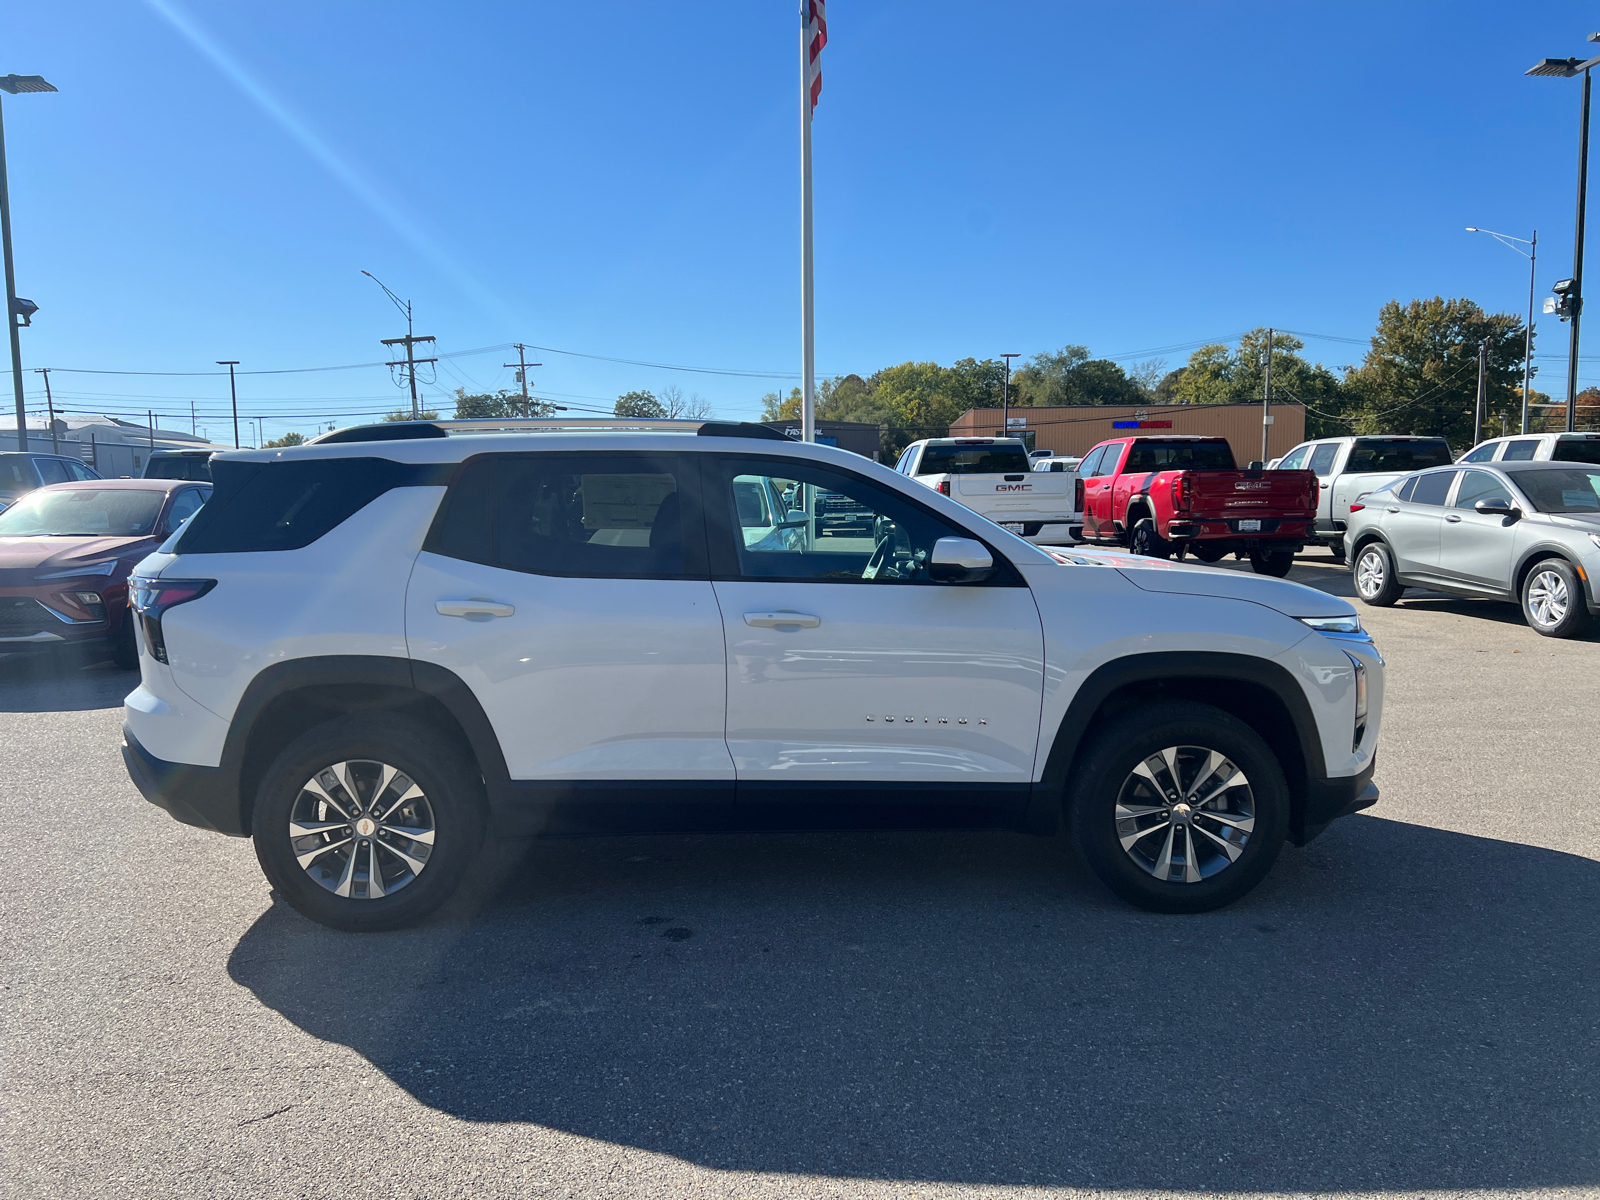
[38,560,118,579]
[1300,615,1363,634]
[1347,653,1369,751]
[1588,533,1600,551]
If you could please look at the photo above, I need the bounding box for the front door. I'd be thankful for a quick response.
[703,455,1045,795]
[1437,469,1518,593]
[1081,443,1122,540]
[405,450,732,782]
[1387,469,1456,580]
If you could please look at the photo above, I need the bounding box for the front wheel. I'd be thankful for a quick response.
[1066,702,1289,913]
[1522,559,1592,638]
[252,716,487,932]
[1249,549,1295,577]
[1130,518,1171,560]
[1352,541,1403,606]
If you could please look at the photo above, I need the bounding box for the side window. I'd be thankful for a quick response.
[893,446,916,474]
[66,461,98,481]
[164,488,206,533]
[35,458,69,485]
[1461,443,1498,463]
[1076,447,1105,478]
[1276,445,1310,470]
[1502,439,1540,461]
[1308,443,1339,476]
[1410,471,1457,507]
[1396,476,1418,502]
[1552,438,1600,464]
[1454,470,1513,510]
[709,457,991,585]
[426,453,702,580]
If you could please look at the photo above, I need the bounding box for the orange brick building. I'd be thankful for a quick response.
[948,403,1306,465]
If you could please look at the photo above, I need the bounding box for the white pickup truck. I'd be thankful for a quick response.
[1271,435,1454,561]
[894,436,1082,545]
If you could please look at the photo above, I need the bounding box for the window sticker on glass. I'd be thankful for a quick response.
[580,473,676,546]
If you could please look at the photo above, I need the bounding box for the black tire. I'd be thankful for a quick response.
[1130,518,1171,560]
[1249,549,1295,577]
[1066,702,1289,913]
[1191,543,1227,564]
[111,618,139,671]
[1521,558,1592,639]
[252,716,488,932]
[1352,540,1404,607]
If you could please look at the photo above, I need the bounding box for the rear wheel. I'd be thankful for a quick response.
[1249,549,1295,577]
[1066,702,1289,913]
[1328,541,1347,565]
[1353,541,1403,607]
[1191,543,1227,564]
[1130,518,1171,560]
[252,716,487,932]
[1521,559,1591,638]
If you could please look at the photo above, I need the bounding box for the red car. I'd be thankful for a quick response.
[0,478,211,669]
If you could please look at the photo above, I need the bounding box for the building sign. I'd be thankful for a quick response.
[1005,417,1027,428]
[1112,420,1174,429]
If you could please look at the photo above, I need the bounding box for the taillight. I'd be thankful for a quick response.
[938,480,951,496]
[1170,475,1191,511]
[1074,477,1084,511]
[130,577,215,665]
[1347,502,1365,513]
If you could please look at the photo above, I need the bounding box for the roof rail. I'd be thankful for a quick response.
[307,418,791,446]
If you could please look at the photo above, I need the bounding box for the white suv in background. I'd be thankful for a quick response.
[123,418,1383,931]
[1459,432,1600,465]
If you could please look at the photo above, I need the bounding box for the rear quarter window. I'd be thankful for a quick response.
[173,457,450,553]
[1346,440,1454,472]
[1552,439,1600,464]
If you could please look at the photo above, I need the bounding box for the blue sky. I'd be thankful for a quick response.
[0,1,1597,443]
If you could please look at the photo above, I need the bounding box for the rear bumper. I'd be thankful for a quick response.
[1292,753,1379,846]
[122,725,246,837]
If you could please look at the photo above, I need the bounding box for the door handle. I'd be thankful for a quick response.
[1444,514,1462,523]
[1320,482,1330,488]
[1386,506,1400,514]
[436,598,516,618]
[744,610,821,628]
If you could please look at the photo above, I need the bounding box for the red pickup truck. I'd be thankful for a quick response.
[1075,435,1319,576]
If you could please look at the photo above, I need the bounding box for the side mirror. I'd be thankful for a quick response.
[1247,460,1265,471]
[1474,498,1518,518]
[928,536,995,583]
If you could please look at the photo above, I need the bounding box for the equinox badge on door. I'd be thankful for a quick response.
[867,716,987,725]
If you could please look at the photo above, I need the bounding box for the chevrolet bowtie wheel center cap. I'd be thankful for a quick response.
[355,817,377,837]
[1170,803,1193,826]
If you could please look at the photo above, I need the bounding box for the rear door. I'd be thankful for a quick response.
[1307,442,1340,523]
[705,454,1044,792]
[406,451,733,783]
[1437,469,1518,593]
[1387,469,1457,579]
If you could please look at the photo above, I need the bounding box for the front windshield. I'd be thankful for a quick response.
[0,488,164,537]
[918,445,1031,475]
[1508,467,1600,514]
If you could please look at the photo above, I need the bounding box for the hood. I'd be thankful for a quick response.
[1050,548,1356,619]
[1539,512,1600,534]
[0,535,150,581]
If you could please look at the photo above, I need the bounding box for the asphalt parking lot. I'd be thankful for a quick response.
[5,552,1600,1199]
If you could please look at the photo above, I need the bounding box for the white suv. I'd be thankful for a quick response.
[122,419,1384,931]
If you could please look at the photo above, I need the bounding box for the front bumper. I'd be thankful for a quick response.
[122,725,246,837]
[1292,752,1379,846]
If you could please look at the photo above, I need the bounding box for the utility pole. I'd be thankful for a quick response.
[1000,353,1020,437]
[33,365,54,454]
[0,75,59,453]
[1474,341,1488,447]
[362,271,435,419]
[502,343,543,417]
[1571,66,1592,432]
[1261,328,1274,463]
[190,399,196,436]
[255,416,263,448]
[147,410,155,459]
[218,360,240,448]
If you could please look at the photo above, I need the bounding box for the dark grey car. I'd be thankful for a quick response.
[0,452,101,513]
[1344,460,1600,637]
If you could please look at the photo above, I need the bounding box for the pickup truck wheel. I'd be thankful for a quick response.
[1521,559,1591,638]
[252,716,487,932]
[1130,518,1171,560]
[1249,549,1295,577]
[1191,544,1227,564]
[1328,542,1347,565]
[1067,702,1289,913]
[1353,542,1404,607]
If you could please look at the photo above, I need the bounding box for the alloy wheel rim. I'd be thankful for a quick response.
[1356,549,1386,598]
[1114,745,1255,884]
[287,759,436,899]
[1528,569,1570,627]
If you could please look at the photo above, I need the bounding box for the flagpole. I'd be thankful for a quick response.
[799,5,816,444]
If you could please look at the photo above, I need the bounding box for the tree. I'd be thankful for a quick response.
[818,374,880,423]
[262,431,304,448]
[658,385,714,420]
[1009,344,1148,406]
[615,390,667,418]
[760,387,803,422]
[453,388,554,419]
[382,408,439,421]
[1342,298,1528,448]
[1167,329,1347,435]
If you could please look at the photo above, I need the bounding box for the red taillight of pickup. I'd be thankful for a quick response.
[1074,477,1084,511]
[1170,475,1191,512]
[938,480,951,496]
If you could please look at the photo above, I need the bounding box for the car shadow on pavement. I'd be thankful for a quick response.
[229,815,1600,1193]
[0,650,133,712]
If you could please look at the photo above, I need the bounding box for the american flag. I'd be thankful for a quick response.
[804,0,827,115]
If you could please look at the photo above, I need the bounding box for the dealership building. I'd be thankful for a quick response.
[948,403,1307,465]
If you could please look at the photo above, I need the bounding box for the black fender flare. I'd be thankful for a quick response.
[1024,651,1331,843]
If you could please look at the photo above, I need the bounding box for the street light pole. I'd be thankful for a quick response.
[1466,227,1537,433]
[1001,353,1020,437]
[0,75,58,451]
[217,361,240,448]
